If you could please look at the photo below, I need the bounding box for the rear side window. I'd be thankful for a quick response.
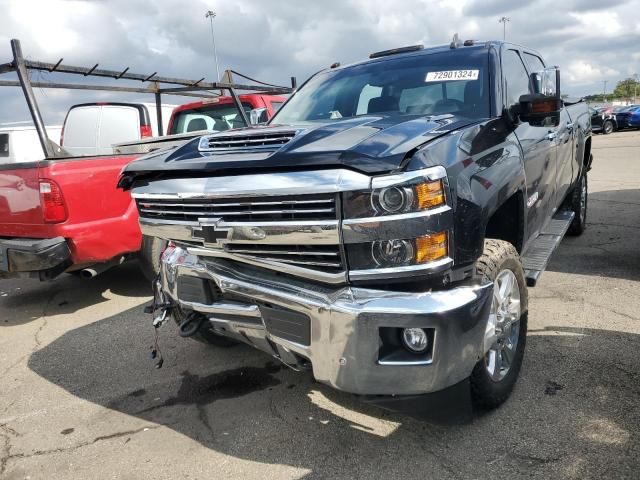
[502,50,531,107]
[523,53,545,73]
[0,134,8,157]
[170,102,253,134]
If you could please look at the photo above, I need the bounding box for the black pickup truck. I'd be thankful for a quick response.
[119,40,591,415]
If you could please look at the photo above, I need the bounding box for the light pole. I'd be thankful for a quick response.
[205,10,220,81]
[634,73,638,104]
[603,80,608,102]
[499,17,510,41]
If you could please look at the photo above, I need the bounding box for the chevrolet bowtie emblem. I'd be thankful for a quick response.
[192,218,232,248]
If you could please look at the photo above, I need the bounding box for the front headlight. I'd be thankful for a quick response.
[342,166,452,279]
[343,169,446,219]
[346,232,449,270]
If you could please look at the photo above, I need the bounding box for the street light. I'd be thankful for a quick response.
[499,17,510,41]
[205,10,220,81]
[634,73,638,104]
[603,80,608,102]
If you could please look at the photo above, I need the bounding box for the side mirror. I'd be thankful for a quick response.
[249,107,269,125]
[518,67,561,125]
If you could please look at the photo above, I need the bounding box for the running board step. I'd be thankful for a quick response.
[522,210,575,287]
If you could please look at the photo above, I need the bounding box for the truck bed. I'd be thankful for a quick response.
[0,154,142,266]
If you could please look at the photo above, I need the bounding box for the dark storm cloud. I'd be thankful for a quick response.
[0,0,638,125]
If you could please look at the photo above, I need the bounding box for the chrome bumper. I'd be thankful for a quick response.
[160,246,493,396]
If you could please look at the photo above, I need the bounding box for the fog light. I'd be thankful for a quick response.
[401,328,429,354]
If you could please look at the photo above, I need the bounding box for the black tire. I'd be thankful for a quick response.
[567,174,587,236]
[602,120,614,134]
[470,239,528,410]
[172,306,239,347]
[139,235,167,282]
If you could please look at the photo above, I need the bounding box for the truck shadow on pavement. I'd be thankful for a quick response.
[28,305,640,478]
[0,262,150,326]
[548,188,640,281]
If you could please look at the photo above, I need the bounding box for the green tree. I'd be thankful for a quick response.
[613,78,640,102]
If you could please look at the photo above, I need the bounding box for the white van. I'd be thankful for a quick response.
[0,123,63,164]
[60,102,175,156]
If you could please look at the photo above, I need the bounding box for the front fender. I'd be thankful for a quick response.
[405,118,526,267]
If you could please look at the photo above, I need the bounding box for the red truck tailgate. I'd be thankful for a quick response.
[0,155,143,265]
[0,163,44,234]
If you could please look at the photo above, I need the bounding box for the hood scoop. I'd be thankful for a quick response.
[198,130,298,154]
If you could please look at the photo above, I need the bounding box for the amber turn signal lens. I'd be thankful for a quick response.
[415,180,445,209]
[415,232,448,263]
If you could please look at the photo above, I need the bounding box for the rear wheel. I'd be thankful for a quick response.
[603,120,614,134]
[567,173,587,236]
[470,239,528,409]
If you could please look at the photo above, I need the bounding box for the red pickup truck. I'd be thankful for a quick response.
[167,94,285,134]
[0,154,143,279]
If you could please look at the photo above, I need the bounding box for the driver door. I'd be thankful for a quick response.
[502,48,557,242]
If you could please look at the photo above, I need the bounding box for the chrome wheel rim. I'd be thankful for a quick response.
[483,269,521,382]
[604,122,612,134]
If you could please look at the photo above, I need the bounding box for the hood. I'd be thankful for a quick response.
[118,113,480,189]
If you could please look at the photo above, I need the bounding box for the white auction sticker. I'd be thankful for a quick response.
[425,70,479,82]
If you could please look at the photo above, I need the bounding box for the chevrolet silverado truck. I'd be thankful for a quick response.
[119,40,591,413]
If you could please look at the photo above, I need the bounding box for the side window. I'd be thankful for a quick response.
[0,134,8,157]
[356,85,383,115]
[523,53,545,73]
[502,50,531,107]
[271,101,284,112]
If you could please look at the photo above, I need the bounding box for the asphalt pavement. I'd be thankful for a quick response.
[1,131,639,479]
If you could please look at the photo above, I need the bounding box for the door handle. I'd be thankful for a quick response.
[566,122,574,132]
[546,131,557,141]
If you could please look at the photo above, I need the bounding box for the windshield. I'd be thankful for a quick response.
[170,102,252,134]
[271,49,490,124]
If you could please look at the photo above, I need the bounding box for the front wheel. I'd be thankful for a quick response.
[603,120,614,134]
[139,235,167,282]
[470,239,528,409]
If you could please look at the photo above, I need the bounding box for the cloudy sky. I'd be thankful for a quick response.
[1,0,639,125]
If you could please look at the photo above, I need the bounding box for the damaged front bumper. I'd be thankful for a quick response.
[159,246,493,396]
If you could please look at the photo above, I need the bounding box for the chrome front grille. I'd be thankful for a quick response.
[135,191,344,281]
[137,193,337,223]
[198,130,297,153]
[131,169,375,284]
[225,244,344,272]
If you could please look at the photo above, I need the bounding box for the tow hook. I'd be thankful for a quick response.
[177,312,207,338]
